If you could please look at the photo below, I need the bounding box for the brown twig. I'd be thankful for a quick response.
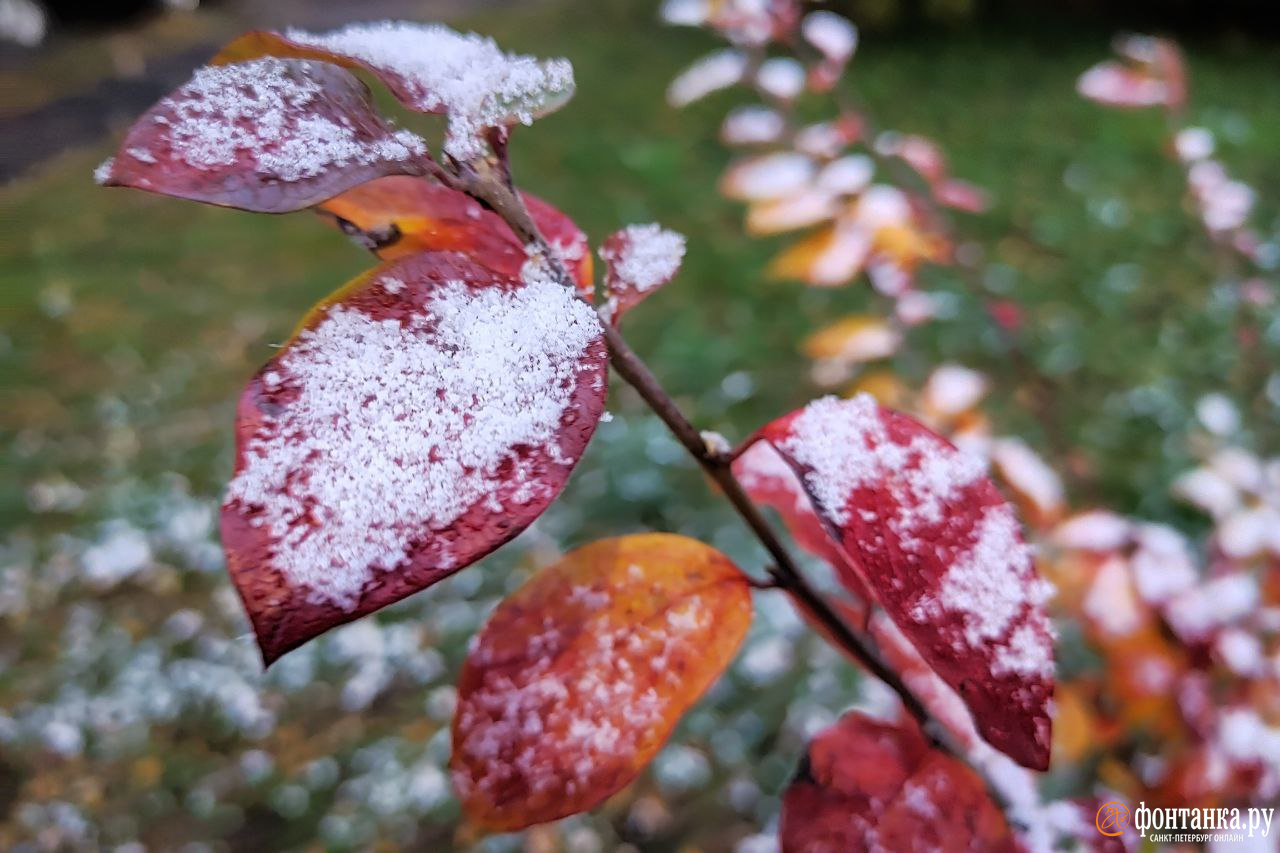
[453,157,1001,790]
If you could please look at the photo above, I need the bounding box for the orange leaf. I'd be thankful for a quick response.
[781,711,1017,853]
[451,534,752,831]
[768,224,869,287]
[802,315,900,364]
[316,176,594,298]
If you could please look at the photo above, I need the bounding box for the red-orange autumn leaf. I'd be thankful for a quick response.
[599,222,686,323]
[781,711,1017,853]
[451,534,752,831]
[315,176,594,298]
[734,394,1055,769]
[96,58,429,213]
[213,22,574,161]
[221,251,607,664]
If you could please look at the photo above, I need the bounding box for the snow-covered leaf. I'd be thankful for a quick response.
[735,394,1055,769]
[215,22,574,161]
[316,175,594,298]
[97,58,429,213]
[450,533,751,830]
[780,711,1017,852]
[599,222,686,323]
[221,252,607,663]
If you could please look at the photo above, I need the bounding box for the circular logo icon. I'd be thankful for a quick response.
[1096,802,1130,837]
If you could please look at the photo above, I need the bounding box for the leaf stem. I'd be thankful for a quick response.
[465,165,950,730]
[456,156,1013,815]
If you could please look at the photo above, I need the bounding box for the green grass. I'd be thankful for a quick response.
[3,0,1279,848]
[6,1,1279,536]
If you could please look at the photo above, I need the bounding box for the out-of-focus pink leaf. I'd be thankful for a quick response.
[599,223,686,323]
[722,152,816,202]
[1077,36,1185,111]
[737,394,1055,769]
[876,133,989,213]
[222,252,607,664]
[780,711,1018,852]
[97,58,429,213]
[666,48,748,107]
[1076,62,1171,108]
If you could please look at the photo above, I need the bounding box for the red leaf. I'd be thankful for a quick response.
[97,58,429,213]
[316,176,594,299]
[221,252,607,663]
[213,23,574,161]
[735,395,1054,769]
[599,223,686,323]
[451,534,752,831]
[781,711,1017,853]
[735,440,873,604]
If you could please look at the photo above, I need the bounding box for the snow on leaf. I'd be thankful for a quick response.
[450,533,752,831]
[599,222,686,322]
[780,712,1017,853]
[221,251,607,664]
[315,175,594,298]
[737,394,1055,769]
[735,441,873,605]
[97,58,430,213]
[214,22,574,161]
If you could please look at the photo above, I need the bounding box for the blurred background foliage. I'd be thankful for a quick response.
[2,0,1278,850]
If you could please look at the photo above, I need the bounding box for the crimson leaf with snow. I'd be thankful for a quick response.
[96,58,430,213]
[598,222,686,323]
[214,22,574,161]
[734,394,1054,769]
[222,252,607,663]
[781,711,1017,853]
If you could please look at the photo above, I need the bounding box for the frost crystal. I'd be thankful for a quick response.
[160,58,425,181]
[602,223,686,292]
[282,22,574,160]
[226,271,600,608]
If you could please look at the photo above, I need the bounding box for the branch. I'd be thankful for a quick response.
[454,158,987,775]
